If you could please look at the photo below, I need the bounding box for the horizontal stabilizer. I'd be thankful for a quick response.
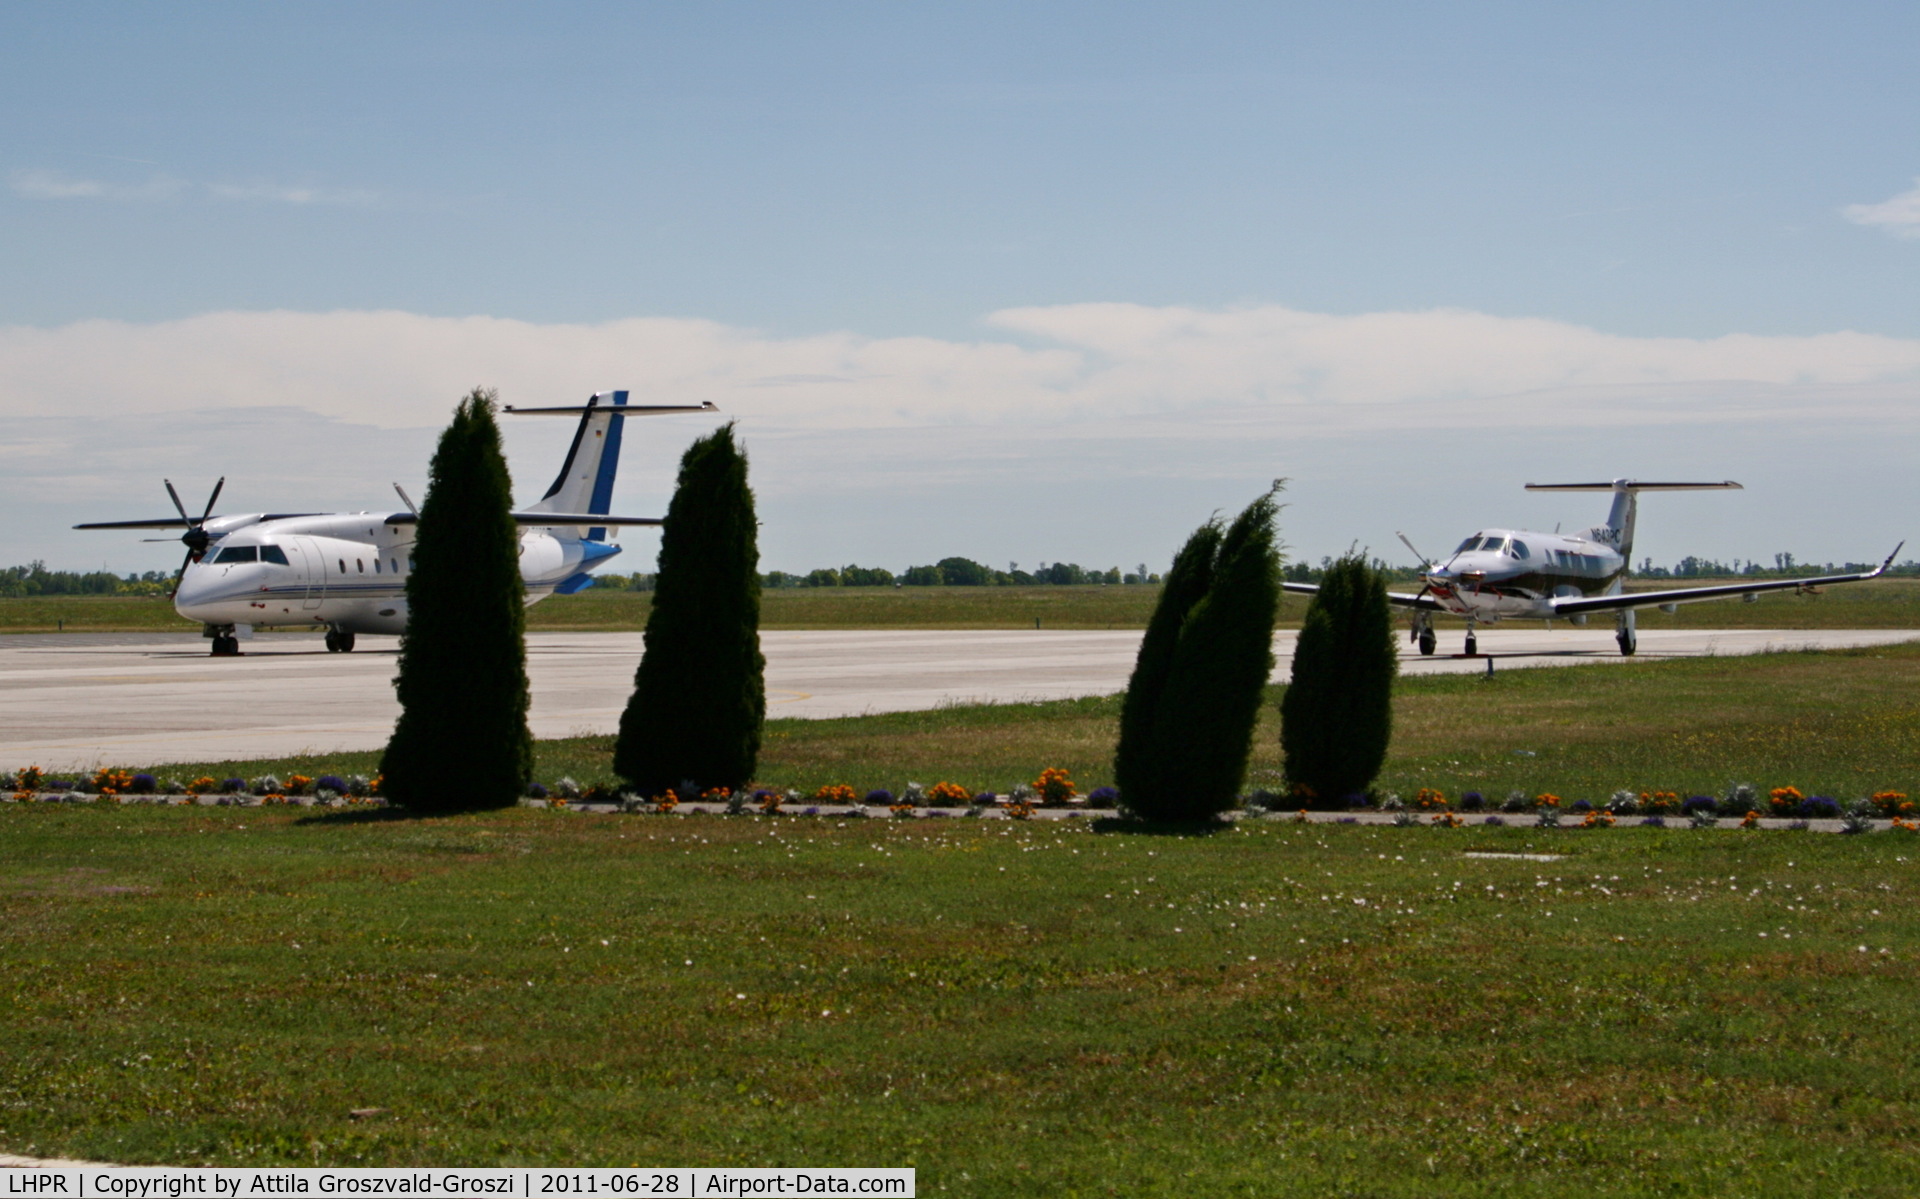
[384,512,663,527]
[504,402,719,416]
[1524,481,1741,492]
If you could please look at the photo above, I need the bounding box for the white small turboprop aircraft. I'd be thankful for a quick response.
[1285,480,1903,657]
[76,392,716,655]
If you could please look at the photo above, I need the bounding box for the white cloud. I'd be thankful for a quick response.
[204,181,380,206]
[10,167,375,206]
[4,303,1918,571]
[10,167,188,201]
[1842,178,1920,239]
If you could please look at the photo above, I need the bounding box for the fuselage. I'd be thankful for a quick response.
[172,512,616,635]
[1423,525,1625,622]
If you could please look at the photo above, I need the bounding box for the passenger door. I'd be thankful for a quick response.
[291,537,327,609]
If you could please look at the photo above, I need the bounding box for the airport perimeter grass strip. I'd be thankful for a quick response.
[108,641,1920,803]
[3,804,1918,1193]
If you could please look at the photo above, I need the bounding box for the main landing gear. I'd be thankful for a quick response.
[1615,609,1637,657]
[205,624,242,657]
[324,628,357,653]
[1411,613,1437,656]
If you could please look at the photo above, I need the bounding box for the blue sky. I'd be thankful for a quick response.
[5,3,1919,573]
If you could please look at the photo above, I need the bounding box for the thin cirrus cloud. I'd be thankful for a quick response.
[4,303,1918,441]
[9,167,377,207]
[1842,177,1920,239]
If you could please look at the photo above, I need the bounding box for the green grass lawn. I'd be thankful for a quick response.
[129,642,1920,803]
[9,576,1920,634]
[3,803,1917,1192]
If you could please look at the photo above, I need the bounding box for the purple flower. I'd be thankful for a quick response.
[1798,796,1841,819]
[221,778,247,794]
[1336,816,1359,824]
[1639,815,1667,828]
[316,775,349,794]
[1459,791,1485,811]
[1088,786,1119,805]
[1570,798,1593,812]
[45,779,73,792]
[129,773,158,794]
[1682,795,1717,815]
[525,782,549,799]
[803,806,820,816]
[1482,815,1506,826]
[865,789,894,805]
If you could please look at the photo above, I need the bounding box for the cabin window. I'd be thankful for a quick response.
[357,559,365,573]
[373,558,381,573]
[1510,540,1530,559]
[391,558,399,573]
[211,546,258,564]
[259,545,290,566]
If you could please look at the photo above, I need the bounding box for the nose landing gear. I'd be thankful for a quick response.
[1615,609,1637,656]
[324,628,357,653]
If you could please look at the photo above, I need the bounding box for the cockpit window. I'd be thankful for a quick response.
[1481,537,1507,556]
[1455,536,1481,553]
[260,545,290,566]
[211,546,258,564]
[1510,540,1530,559]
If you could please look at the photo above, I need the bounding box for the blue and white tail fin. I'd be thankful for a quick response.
[503,392,720,544]
[526,390,628,541]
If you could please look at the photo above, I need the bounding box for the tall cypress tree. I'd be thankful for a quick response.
[1114,489,1282,822]
[381,389,533,812]
[1113,519,1221,811]
[1280,556,1397,802]
[614,422,764,796]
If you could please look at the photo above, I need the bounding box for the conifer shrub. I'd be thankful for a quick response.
[1113,490,1282,822]
[381,389,533,812]
[614,423,765,796]
[1280,555,1396,803]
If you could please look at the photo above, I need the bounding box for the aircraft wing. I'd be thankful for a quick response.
[383,512,664,527]
[1548,543,1905,617]
[1282,581,1447,612]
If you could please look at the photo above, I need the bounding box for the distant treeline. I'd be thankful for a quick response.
[13,551,1916,600]
[0,562,172,598]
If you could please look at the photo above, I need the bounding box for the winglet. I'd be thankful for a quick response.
[1876,541,1906,576]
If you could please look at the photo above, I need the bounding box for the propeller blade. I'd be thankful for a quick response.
[169,547,195,598]
[199,477,225,522]
[1395,531,1433,569]
[163,479,191,523]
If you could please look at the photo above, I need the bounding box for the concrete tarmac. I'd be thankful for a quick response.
[3,626,1917,769]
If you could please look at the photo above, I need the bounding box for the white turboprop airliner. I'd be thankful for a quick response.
[1285,480,1903,658]
[76,392,716,655]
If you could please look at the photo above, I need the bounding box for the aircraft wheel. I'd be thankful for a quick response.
[211,635,239,657]
[338,631,356,653]
[324,631,340,652]
[1617,630,1637,656]
[1464,633,1478,656]
[1418,630,1436,656]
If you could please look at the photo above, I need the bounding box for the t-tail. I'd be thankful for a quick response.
[504,392,719,542]
[1523,479,1741,565]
